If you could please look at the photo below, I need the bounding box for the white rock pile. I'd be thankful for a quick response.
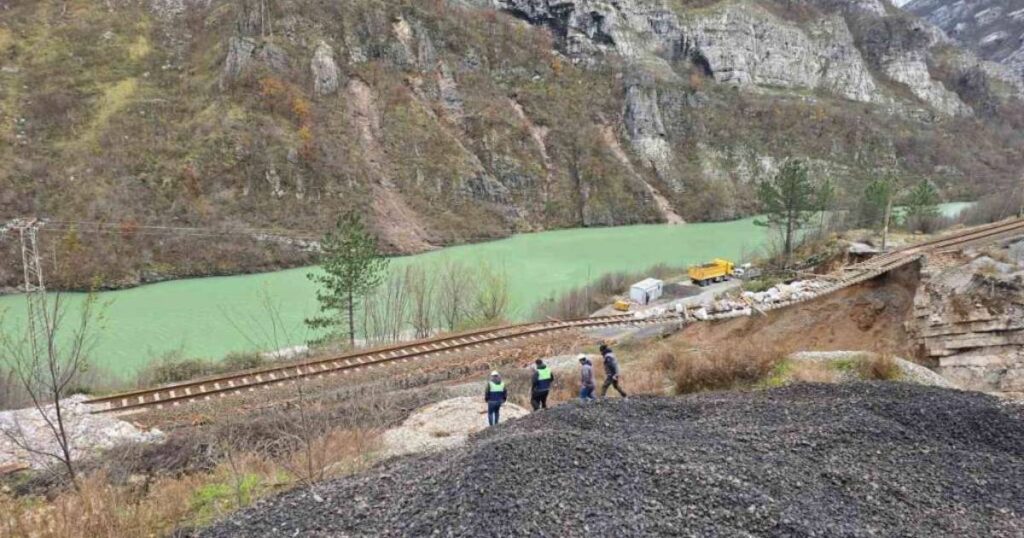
[382,397,528,457]
[0,395,164,470]
[631,280,832,322]
[741,279,830,306]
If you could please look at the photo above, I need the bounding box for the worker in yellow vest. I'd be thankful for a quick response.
[484,371,507,426]
[531,359,555,411]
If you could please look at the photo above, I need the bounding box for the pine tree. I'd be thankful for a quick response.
[815,177,836,233]
[755,159,817,267]
[904,179,940,232]
[305,213,389,346]
[862,171,900,249]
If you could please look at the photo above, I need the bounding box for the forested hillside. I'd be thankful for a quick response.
[1,0,1022,289]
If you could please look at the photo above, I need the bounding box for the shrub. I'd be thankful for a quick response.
[189,474,265,524]
[858,354,901,381]
[787,360,839,384]
[531,264,685,320]
[137,357,213,386]
[221,352,266,372]
[957,194,1021,226]
[666,343,787,394]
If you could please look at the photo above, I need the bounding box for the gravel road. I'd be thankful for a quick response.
[193,383,1024,537]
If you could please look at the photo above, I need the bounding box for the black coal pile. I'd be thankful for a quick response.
[195,383,1024,537]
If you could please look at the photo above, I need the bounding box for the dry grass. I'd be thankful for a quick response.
[788,361,839,384]
[662,342,791,395]
[0,428,380,538]
[858,354,902,381]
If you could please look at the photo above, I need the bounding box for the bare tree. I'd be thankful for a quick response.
[0,293,101,490]
[381,271,410,343]
[406,265,436,339]
[223,282,309,361]
[361,270,412,345]
[471,262,511,325]
[272,383,331,489]
[436,258,475,332]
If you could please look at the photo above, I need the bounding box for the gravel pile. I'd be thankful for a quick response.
[1,395,164,470]
[196,383,1024,537]
[382,397,528,457]
[789,351,958,388]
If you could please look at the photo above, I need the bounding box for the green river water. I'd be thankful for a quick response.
[0,203,972,377]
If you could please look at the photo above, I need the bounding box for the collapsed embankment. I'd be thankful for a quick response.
[678,263,921,358]
[194,382,1024,537]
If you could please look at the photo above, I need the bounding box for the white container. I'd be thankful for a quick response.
[629,278,664,305]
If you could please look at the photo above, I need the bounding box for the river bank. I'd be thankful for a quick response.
[0,204,973,375]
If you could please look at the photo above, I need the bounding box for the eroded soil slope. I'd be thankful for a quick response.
[680,264,921,357]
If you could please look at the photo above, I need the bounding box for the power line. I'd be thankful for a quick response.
[30,219,323,241]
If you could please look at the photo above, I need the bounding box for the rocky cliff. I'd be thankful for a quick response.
[909,243,1024,395]
[1,0,1022,289]
[906,0,1024,83]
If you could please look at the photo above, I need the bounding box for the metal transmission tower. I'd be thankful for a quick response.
[1,218,51,361]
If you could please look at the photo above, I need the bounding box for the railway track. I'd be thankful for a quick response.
[86,217,1024,414]
[86,314,676,413]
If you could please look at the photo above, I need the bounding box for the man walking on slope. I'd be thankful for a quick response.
[485,371,507,426]
[531,359,554,411]
[578,354,596,402]
[599,344,627,398]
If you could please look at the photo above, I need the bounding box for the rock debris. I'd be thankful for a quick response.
[195,383,1024,537]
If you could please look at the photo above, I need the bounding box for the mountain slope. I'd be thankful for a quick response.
[0,0,1021,290]
[906,0,1024,81]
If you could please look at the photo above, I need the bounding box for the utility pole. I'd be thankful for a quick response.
[1019,173,1024,219]
[2,218,50,360]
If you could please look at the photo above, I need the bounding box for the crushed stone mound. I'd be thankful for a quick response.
[789,351,958,388]
[0,395,164,470]
[382,397,529,457]
[195,383,1024,537]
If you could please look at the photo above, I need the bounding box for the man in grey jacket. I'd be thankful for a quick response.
[578,354,596,402]
[599,344,627,398]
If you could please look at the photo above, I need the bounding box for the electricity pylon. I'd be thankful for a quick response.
[2,218,50,361]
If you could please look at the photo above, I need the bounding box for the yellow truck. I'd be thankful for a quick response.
[688,258,735,287]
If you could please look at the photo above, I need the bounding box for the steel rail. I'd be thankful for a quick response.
[86,217,1024,414]
[85,315,653,413]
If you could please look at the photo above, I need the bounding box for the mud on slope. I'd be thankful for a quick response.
[679,263,921,357]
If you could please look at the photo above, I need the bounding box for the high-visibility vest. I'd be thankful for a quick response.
[536,366,552,381]
[489,381,505,392]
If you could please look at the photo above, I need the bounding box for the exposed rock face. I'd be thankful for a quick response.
[310,41,340,96]
[221,37,289,87]
[623,81,672,181]
[4,0,1023,290]
[906,0,1024,81]
[678,5,881,103]
[880,49,972,115]
[909,249,1024,394]
[500,0,884,103]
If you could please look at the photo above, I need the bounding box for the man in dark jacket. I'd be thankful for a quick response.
[484,371,507,426]
[531,359,554,411]
[599,344,627,398]
[578,354,596,402]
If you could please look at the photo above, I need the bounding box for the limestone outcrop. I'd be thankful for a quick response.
[909,248,1024,394]
[310,41,341,96]
[907,0,1024,82]
[678,5,882,103]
